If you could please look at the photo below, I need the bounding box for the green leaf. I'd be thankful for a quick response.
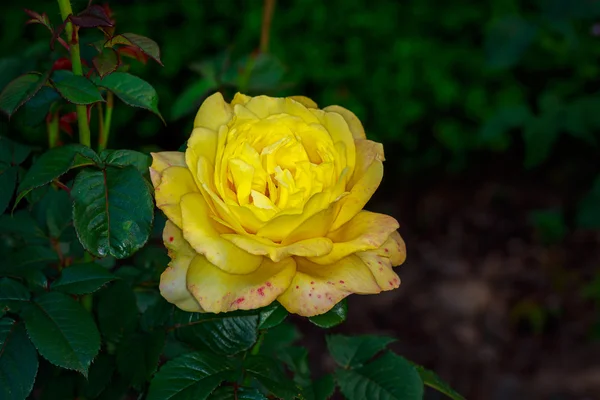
[0,318,39,400]
[171,309,258,355]
[104,33,163,65]
[326,334,396,368]
[72,166,154,258]
[308,299,347,328]
[170,79,216,121]
[45,188,72,238]
[116,330,165,386]
[5,245,58,273]
[0,278,30,311]
[259,322,301,356]
[141,297,174,332]
[93,72,163,121]
[244,355,301,400]
[51,263,117,295]
[335,352,423,400]
[93,48,119,79]
[0,72,48,117]
[147,351,235,400]
[100,149,151,177]
[51,70,104,105]
[258,301,288,330]
[485,16,536,70]
[0,210,47,243]
[208,386,268,400]
[313,374,336,400]
[577,175,600,229]
[22,291,100,376]
[16,144,101,206]
[23,86,61,127]
[414,365,465,400]
[0,135,32,165]
[96,280,138,342]
[78,352,115,399]
[0,166,17,214]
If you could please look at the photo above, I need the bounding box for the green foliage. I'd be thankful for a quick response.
[308,299,347,328]
[50,70,104,105]
[51,263,117,294]
[0,319,38,400]
[0,72,47,117]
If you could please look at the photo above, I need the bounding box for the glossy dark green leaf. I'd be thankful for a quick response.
[51,263,116,295]
[72,166,154,258]
[22,291,101,376]
[5,245,58,273]
[78,352,115,399]
[116,330,165,386]
[414,365,465,400]
[326,334,396,368]
[147,351,235,400]
[96,280,138,342]
[244,355,301,400]
[100,149,151,177]
[0,277,30,301]
[0,135,32,165]
[0,210,47,244]
[105,33,163,65]
[259,322,301,356]
[93,72,163,121]
[0,72,47,117]
[171,309,258,355]
[335,352,423,400]
[170,79,216,121]
[23,86,61,127]
[0,166,17,214]
[93,48,120,78]
[258,301,288,330]
[0,318,38,400]
[308,299,347,328]
[16,144,100,205]
[208,386,268,400]
[51,70,104,105]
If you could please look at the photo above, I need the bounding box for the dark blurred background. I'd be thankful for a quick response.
[2,1,600,399]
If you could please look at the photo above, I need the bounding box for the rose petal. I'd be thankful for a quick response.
[221,233,333,262]
[331,159,383,231]
[277,255,380,317]
[180,192,262,274]
[323,105,367,140]
[193,92,233,131]
[349,139,384,187]
[288,95,318,109]
[155,166,199,228]
[159,221,202,312]
[186,254,296,313]
[308,211,399,265]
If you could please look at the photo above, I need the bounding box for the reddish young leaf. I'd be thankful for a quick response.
[24,9,53,32]
[105,33,162,65]
[70,5,113,28]
[117,46,148,64]
[92,48,120,78]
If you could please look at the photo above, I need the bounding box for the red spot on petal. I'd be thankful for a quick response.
[327,281,334,285]
[339,280,345,284]
[295,285,299,289]
[168,236,174,242]
[257,287,265,296]
[236,297,245,304]
[384,248,389,252]
[378,261,382,265]
[310,281,314,284]
[379,267,384,272]
[309,293,312,297]
[266,282,272,287]
[317,295,322,299]
[388,281,393,286]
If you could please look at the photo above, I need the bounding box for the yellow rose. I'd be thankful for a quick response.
[150,92,406,317]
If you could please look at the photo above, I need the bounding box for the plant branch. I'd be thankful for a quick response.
[98,91,113,151]
[260,0,276,54]
[57,0,91,147]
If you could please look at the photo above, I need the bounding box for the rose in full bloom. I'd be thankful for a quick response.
[150,92,406,316]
